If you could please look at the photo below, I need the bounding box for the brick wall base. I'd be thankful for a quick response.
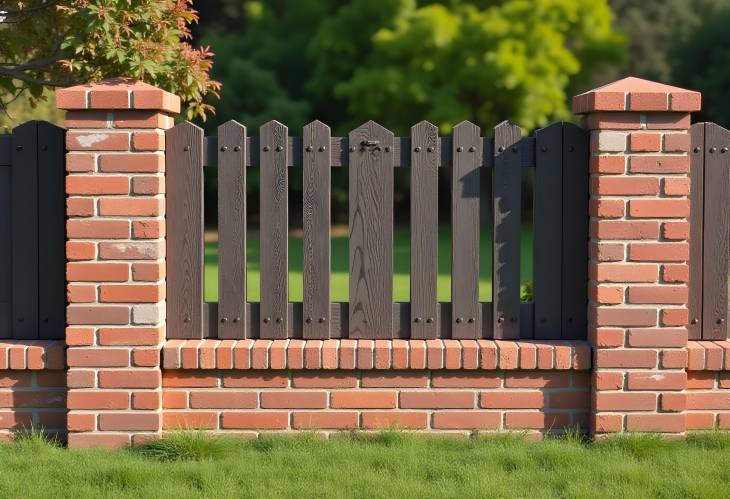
[161,369,590,436]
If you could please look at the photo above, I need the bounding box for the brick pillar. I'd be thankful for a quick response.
[574,77,701,435]
[56,79,179,447]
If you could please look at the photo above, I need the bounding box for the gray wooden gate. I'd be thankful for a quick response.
[0,121,65,340]
[166,119,589,341]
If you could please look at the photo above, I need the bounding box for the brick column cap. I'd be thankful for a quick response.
[573,76,700,114]
[56,78,180,114]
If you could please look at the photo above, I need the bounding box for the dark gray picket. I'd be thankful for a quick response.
[259,121,289,339]
[11,121,39,339]
[410,121,439,339]
[166,121,205,339]
[492,121,522,339]
[348,121,394,339]
[701,123,730,340]
[302,120,332,339]
[37,121,65,339]
[451,121,482,339]
[688,123,704,340]
[217,121,247,339]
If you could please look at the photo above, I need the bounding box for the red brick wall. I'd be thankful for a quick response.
[0,370,66,440]
[162,370,590,435]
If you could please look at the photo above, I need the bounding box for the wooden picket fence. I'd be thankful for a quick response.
[0,121,65,340]
[166,119,589,341]
[689,122,730,340]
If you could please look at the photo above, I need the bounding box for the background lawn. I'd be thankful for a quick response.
[204,226,534,303]
[2,432,730,498]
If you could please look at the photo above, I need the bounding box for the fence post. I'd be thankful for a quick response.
[57,79,179,447]
[574,77,700,435]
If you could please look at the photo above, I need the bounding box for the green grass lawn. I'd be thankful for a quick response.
[3,432,730,498]
[204,226,533,303]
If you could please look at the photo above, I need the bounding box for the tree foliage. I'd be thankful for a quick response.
[671,8,730,127]
[0,1,219,119]
[203,0,624,134]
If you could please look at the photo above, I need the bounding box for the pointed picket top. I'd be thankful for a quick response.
[350,119,393,138]
[573,76,701,114]
[169,119,203,136]
[303,121,331,150]
[349,120,394,154]
[411,121,439,166]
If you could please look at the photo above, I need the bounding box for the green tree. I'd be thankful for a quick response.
[308,0,624,133]
[671,9,730,127]
[604,0,725,83]
[0,0,219,119]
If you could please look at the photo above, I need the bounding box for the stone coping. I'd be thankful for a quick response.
[162,339,592,371]
[0,340,65,370]
[687,341,730,371]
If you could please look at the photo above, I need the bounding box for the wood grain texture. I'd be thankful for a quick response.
[561,123,589,339]
[702,122,730,340]
[36,121,65,339]
[451,121,482,339]
[533,123,563,339]
[410,121,439,339]
[348,121,394,339]
[203,301,533,339]
[688,123,705,340]
[217,120,247,339]
[492,121,522,339]
[0,137,10,338]
[11,121,38,339]
[166,122,205,339]
[259,121,289,339]
[203,136,537,169]
[302,121,332,339]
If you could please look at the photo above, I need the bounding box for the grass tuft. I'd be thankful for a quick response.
[135,431,236,461]
[687,431,730,450]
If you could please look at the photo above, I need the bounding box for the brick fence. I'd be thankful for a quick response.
[11,76,719,447]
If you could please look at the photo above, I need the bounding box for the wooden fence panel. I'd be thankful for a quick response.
[11,121,39,339]
[492,121,522,339]
[410,121,439,339]
[701,123,730,340]
[688,123,705,339]
[166,121,205,339]
[302,120,331,339]
[561,123,589,339]
[348,121,394,339]
[37,122,65,339]
[0,135,10,338]
[260,120,289,339]
[533,122,563,339]
[451,121,482,339]
[217,120,247,339]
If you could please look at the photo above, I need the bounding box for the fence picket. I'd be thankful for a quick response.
[561,123,589,339]
[701,122,730,340]
[451,121,482,339]
[0,135,10,338]
[492,121,522,339]
[167,121,205,339]
[533,122,563,339]
[11,121,39,339]
[217,120,247,339]
[303,120,331,339]
[688,123,704,340]
[349,121,394,339]
[37,122,65,339]
[410,121,439,339]
[260,120,289,339]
